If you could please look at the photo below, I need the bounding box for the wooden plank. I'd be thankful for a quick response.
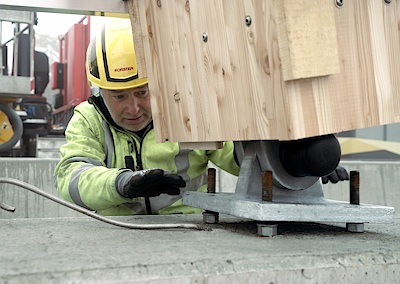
[126,0,147,79]
[180,142,223,150]
[135,0,400,143]
[275,0,340,81]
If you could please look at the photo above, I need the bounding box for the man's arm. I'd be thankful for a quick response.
[54,104,130,211]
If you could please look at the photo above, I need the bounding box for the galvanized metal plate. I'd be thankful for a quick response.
[183,192,395,224]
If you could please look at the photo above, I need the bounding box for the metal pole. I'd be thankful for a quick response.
[29,13,34,94]
[12,23,19,76]
[0,24,30,47]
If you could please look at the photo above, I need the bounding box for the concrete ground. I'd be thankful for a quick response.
[1,214,399,284]
[1,158,399,283]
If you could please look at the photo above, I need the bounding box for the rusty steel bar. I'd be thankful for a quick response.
[203,168,219,223]
[350,171,360,205]
[207,168,216,193]
[262,170,273,202]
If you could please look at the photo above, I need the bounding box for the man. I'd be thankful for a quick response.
[54,18,240,216]
[54,19,348,216]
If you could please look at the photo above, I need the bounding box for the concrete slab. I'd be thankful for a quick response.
[1,214,399,283]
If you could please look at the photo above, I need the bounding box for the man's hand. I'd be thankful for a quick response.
[321,165,349,184]
[116,169,186,198]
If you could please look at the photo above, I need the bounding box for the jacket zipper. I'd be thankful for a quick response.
[129,123,153,171]
[131,138,143,171]
[132,134,153,215]
[130,136,152,214]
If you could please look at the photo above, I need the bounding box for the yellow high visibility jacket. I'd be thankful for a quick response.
[54,94,240,216]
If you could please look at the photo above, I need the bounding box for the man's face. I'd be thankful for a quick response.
[101,84,152,132]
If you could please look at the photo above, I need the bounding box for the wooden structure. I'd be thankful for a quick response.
[125,0,400,148]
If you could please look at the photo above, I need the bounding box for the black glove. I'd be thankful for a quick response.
[322,165,349,184]
[116,169,186,198]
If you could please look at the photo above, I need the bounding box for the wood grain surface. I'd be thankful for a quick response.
[127,0,400,146]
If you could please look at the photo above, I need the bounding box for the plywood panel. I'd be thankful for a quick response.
[132,0,400,143]
[275,0,340,81]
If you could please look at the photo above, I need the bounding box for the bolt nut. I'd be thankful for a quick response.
[202,32,208,43]
[257,224,278,237]
[203,212,219,224]
[245,15,252,27]
[346,223,365,233]
[335,0,344,8]
[384,0,392,5]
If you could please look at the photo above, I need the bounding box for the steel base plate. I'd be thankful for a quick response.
[183,192,395,224]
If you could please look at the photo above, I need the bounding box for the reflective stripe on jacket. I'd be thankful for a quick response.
[54,95,240,216]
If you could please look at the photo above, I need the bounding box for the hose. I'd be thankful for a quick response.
[0,178,207,230]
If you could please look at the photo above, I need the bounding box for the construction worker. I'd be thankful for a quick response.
[54,19,347,216]
[53,18,240,215]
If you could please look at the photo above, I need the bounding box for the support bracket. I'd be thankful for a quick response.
[183,141,395,232]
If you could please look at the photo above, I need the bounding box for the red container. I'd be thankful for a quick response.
[54,16,91,109]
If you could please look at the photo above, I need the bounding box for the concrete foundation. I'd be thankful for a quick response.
[0,159,399,283]
[0,214,399,283]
